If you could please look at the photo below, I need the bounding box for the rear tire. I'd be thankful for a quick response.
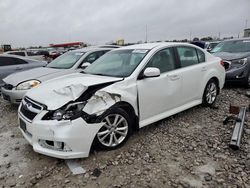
[202,79,218,107]
[94,108,132,150]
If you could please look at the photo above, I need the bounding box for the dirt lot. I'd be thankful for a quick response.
[0,87,250,188]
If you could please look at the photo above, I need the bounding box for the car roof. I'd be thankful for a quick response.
[72,47,115,53]
[112,42,195,50]
[0,54,40,62]
[224,37,250,42]
[5,50,26,53]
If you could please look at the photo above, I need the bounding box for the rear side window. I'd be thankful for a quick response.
[0,57,27,66]
[196,49,205,63]
[15,58,28,64]
[177,47,199,67]
[10,52,26,56]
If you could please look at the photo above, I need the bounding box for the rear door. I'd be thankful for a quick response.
[175,46,206,104]
[137,47,182,126]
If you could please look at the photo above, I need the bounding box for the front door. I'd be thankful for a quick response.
[137,47,182,127]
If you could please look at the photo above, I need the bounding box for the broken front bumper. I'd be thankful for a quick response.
[18,109,103,159]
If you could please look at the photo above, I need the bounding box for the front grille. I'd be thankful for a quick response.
[20,97,44,121]
[3,84,13,90]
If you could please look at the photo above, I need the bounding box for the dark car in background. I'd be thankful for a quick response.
[0,55,47,88]
[191,41,220,52]
[211,38,250,87]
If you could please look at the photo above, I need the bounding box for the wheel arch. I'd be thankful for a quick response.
[209,76,220,95]
[111,101,139,132]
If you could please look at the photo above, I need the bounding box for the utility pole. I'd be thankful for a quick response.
[145,25,148,43]
[218,32,221,40]
[189,30,192,41]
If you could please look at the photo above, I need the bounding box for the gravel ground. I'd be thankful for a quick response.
[0,88,250,188]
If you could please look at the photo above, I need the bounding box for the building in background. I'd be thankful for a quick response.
[49,42,86,50]
[116,39,124,46]
[0,44,11,53]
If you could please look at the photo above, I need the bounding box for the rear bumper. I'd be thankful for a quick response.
[1,87,26,104]
[18,109,103,159]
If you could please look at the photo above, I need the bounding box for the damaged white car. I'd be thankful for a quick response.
[18,42,225,159]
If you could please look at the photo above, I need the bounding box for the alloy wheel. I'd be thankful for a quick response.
[97,114,128,147]
[205,82,217,104]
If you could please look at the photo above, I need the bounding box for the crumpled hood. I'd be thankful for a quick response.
[26,73,123,110]
[212,52,250,61]
[3,67,74,86]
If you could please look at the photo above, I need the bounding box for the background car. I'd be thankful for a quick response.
[0,54,47,88]
[1,47,113,104]
[205,41,220,52]
[211,37,250,87]
[18,42,225,159]
[4,50,47,61]
[190,41,220,52]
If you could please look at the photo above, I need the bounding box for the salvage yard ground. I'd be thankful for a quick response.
[0,87,250,188]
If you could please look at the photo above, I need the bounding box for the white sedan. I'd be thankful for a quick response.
[18,42,225,159]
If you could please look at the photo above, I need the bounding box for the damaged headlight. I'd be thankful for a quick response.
[52,101,87,121]
[231,58,248,66]
[16,80,41,90]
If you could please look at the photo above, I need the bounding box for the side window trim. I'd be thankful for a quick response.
[175,46,200,68]
[139,47,178,76]
[195,48,206,63]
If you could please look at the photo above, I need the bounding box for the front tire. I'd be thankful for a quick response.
[95,108,131,150]
[202,79,218,107]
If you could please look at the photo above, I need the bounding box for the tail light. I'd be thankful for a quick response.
[220,60,224,67]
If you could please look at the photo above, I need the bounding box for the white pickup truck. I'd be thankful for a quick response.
[4,50,47,61]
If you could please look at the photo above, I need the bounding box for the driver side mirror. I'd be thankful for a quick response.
[206,47,212,52]
[143,67,160,78]
[81,62,91,69]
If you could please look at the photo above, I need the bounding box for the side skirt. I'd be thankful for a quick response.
[139,99,202,128]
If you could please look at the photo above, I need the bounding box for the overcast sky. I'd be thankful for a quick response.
[0,0,249,47]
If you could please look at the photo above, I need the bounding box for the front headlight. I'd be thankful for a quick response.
[231,58,248,66]
[16,80,41,90]
[52,101,87,121]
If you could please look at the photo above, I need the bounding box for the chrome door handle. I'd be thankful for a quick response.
[201,67,207,71]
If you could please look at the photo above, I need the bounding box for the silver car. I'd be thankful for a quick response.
[1,47,112,104]
[0,54,47,87]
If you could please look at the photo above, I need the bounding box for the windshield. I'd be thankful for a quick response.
[47,51,85,69]
[84,49,149,77]
[211,40,250,53]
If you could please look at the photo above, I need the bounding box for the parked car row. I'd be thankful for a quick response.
[0,39,249,159]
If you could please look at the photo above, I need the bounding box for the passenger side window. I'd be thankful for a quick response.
[177,47,199,67]
[145,48,176,73]
[196,49,205,63]
[10,52,26,56]
[15,58,27,65]
[84,51,108,64]
[0,57,22,66]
